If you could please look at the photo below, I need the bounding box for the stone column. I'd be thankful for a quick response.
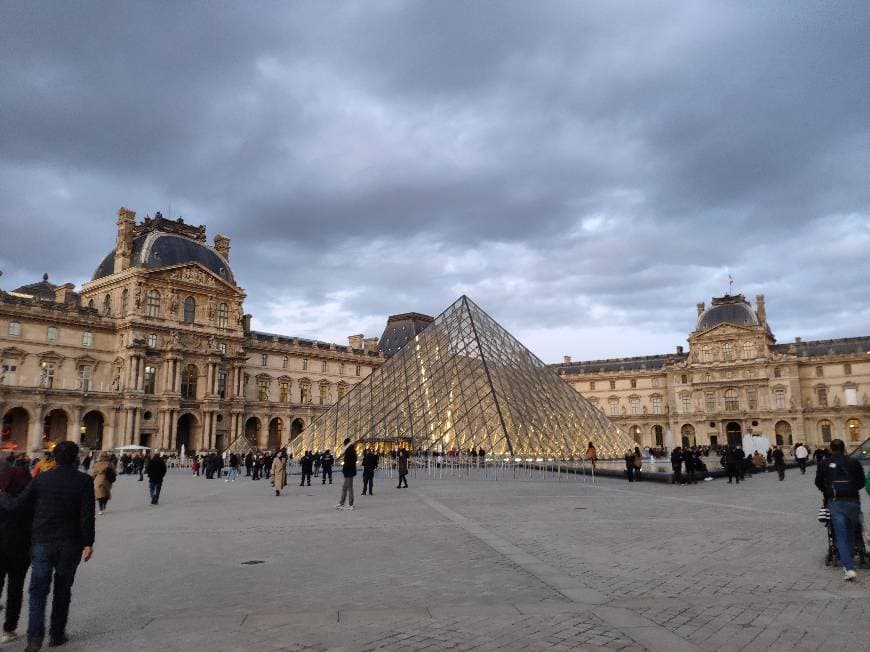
[132,408,141,446]
[70,406,83,444]
[201,412,211,450]
[28,406,45,452]
[137,356,146,392]
[175,361,183,396]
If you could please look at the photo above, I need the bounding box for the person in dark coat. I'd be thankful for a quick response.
[396,448,410,488]
[0,456,32,644]
[361,449,378,496]
[336,439,357,510]
[320,450,334,485]
[145,453,167,505]
[684,447,697,484]
[244,452,254,477]
[299,451,313,486]
[670,447,683,485]
[772,446,786,481]
[725,446,740,484]
[0,442,95,650]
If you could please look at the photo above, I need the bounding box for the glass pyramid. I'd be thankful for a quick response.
[292,295,634,459]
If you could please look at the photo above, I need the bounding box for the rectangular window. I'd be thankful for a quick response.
[218,372,227,399]
[218,342,227,355]
[651,396,662,414]
[705,392,716,412]
[609,399,618,416]
[319,384,328,404]
[589,381,595,390]
[681,395,691,413]
[282,355,288,369]
[47,326,58,342]
[321,361,328,373]
[40,362,55,388]
[845,387,858,406]
[279,382,289,403]
[261,354,268,367]
[747,388,758,410]
[147,333,157,348]
[356,365,361,376]
[609,380,616,390]
[257,380,269,401]
[817,387,828,407]
[725,391,739,411]
[775,389,786,409]
[302,358,309,371]
[630,398,639,415]
[8,322,20,336]
[774,367,782,378]
[630,379,637,389]
[79,365,92,392]
[143,366,156,394]
[82,331,93,347]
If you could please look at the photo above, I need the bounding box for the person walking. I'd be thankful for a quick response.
[0,441,95,651]
[225,453,239,483]
[670,447,683,485]
[320,449,334,485]
[271,451,287,496]
[772,446,786,481]
[684,447,698,484]
[794,442,809,475]
[91,452,115,515]
[244,452,253,477]
[815,439,865,580]
[145,453,167,505]
[396,448,410,488]
[299,451,313,487]
[336,438,357,510]
[0,456,32,644]
[725,446,740,484]
[361,448,378,496]
[632,447,643,481]
[624,450,635,483]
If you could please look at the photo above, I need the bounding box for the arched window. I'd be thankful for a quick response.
[724,388,739,411]
[819,419,833,443]
[701,346,713,362]
[87,299,95,309]
[181,364,198,400]
[183,296,196,323]
[722,343,733,361]
[847,418,862,442]
[103,294,112,316]
[146,290,161,318]
[775,420,792,446]
[742,341,754,359]
[217,303,228,329]
[121,289,129,315]
[629,425,642,444]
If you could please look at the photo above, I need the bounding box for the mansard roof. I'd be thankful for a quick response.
[771,335,870,358]
[554,352,689,375]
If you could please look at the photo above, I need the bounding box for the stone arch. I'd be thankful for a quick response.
[176,412,200,453]
[1,406,30,450]
[268,417,283,450]
[628,424,642,445]
[81,410,106,450]
[725,421,742,447]
[43,408,70,447]
[245,416,262,448]
[680,424,696,447]
[290,418,304,441]
[774,420,792,446]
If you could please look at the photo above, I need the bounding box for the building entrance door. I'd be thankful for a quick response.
[726,421,742,447]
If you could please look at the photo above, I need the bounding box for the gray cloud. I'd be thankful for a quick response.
[1,2,869,362]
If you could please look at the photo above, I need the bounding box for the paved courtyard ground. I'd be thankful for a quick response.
[2,465,869,651]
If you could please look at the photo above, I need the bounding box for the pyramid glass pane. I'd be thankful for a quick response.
[290,296,635,458]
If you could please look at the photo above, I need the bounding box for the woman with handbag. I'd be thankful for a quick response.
[92,452,116,515]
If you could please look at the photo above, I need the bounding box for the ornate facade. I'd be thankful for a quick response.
[555,294,870,450]
[0,208,382,453]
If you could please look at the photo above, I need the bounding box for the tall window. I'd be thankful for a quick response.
[78,365,92,392]
[847,418,862,442]
[724,388,739,411]
[609,399,618,416]
[218,342,226,355]
[774,366,782,378]
[845,387,858,406]
[742,341,754,359]
[321,361,328,373]
[705,373,712,382]
[217,303,228,328]
[589,381,596,391]
[183,296,196,323]
[844,363,852,375]
[723,343,733,361]
[300,382,311,404]
[356,365,361,377]
[701,346,712,362]
[705,392,716,412]
[40,362,55,388]
[146,290,160,317]
[747,388,758,410]
[218,371,227,399]
[279,382,289,403]
[819,419,833,442]
[319,384,328,405]
[817,387,828,407]
[8,321,20,336]
[261,354,268,367]
[147,333,157,348]
[681,374,688,384]
[103,294,112,316]
[681,394,691,413]
[815,365,823,377]
[181,364,198,400]
[282,355,288,369]
[257,379,270,401]
[337,384,347,400]
[775,388,786,409]
[630,398,640,415]
[651,396,662,415]
[143,366,156,394]
[302,358,309,371]
[47,326,58,342]
[609,380,615,390]
[82,331,93,347]
[121,289,129,315]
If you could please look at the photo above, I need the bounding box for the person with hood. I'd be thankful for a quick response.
[145,453,167,505]
[0,456,32,644]
[91,452,115,515]
[336,438,357,510]
[271,451,287,496]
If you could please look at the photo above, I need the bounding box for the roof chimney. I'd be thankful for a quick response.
[563,355,572,364]
[795,336,802,344]
[755,294,766,323]
[114,207,136,274]
[696,302,705,316]
[676,345,684,354]
[348,334,364,350]
[363,337,379,353]
[54,283,77,306]
[213,234,230,260]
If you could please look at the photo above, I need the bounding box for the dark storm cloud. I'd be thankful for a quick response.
[1,2,869,361]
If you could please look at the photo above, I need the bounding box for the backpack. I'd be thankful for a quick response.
[826,459,853,498]
[105,466,117,484]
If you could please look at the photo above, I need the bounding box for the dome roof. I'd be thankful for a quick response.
[696,298,758,331]
[92,233,235,284]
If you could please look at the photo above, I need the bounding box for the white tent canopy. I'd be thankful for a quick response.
[115,444,150,451]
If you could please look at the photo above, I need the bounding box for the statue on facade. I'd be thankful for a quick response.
[207,299,216,320]
[171,331,181,347]
[111,374,122,392]
[169,291,179,315]
[134,286,142,309]
[38,367,49,388]
[208,334,218,352]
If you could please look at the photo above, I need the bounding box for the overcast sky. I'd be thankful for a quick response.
[1,2,868,362]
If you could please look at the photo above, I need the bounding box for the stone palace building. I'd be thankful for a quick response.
[555,294,870,450]
[0,208,383,454]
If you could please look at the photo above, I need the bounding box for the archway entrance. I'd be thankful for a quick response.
[652,425,664,448]
[43,409,69,448]
[290,418,304,442]
[81,411,104,450]
[726,421,742,447]
[774,420,792,446]
[681,424,696,448]
[245,417,262,449]
[176,413,200,453]
[629,425,642,445]
[1,407,29,450]
[268,418,283,450]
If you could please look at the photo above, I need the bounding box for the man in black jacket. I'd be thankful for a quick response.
[670,447,683,485]
[361,448,378,496]
[336,439,357,510]
[146,453,167,505]
[815,438,865,580]
[299,451,313,486]
[0,441,95,650]
[320,449,334,485]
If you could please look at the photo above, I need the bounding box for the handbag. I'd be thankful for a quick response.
[105,467,117,483]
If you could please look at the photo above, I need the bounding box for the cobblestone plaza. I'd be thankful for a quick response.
[17,466,869,651]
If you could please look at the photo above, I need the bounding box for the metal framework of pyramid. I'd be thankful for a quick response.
[291,296,633,459]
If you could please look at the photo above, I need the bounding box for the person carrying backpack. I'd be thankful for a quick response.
[815,439,865,580]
